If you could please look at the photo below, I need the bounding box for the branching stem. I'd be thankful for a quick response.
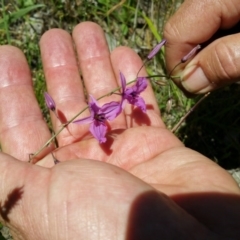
[171,92,210,133]
[30,79,137,161]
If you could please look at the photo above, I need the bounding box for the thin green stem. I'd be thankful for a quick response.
[168,61,182,78]
[171,92,210,133]
[30,78,137,161]
[136,59,148,78]
[31,60,187,161]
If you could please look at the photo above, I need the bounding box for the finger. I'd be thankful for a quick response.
[181,34,240,93]
[72,22,126,130]
[164,0,240,77]
[111,46,165,128]
[40,29,90,146]
[0,46,53,161]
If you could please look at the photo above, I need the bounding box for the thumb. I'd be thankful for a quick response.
[180,34,240,94]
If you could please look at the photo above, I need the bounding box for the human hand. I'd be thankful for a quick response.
[164,0,240,94]
[0,22,240,240]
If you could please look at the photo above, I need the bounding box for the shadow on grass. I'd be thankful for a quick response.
[178,84,240,169]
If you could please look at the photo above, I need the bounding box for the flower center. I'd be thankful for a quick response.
[130,91,137,98]
[94,113,106,122]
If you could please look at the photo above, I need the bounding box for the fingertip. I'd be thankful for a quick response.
[40,28,75,69]
[0,45,24,58]
[72,21,109,60]
[73,21,101,35]
[40,28,71,45]
[111,46,146,79]
[0,45,31,88]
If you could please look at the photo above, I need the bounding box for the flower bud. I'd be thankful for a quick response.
[181,45,201,63]
[147,39,167,60]
[44,92,56,112]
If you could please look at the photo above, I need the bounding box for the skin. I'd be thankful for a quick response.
[164,0,240,93]
[0,18,240,240]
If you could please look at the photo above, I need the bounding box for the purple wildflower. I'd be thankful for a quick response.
[147,39,167,60]
[73,95,121,143]
[44,92,56,112]
[120,72,147,112]
[181,45,201,63]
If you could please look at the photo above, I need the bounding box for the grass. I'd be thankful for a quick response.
[0,0,240,238]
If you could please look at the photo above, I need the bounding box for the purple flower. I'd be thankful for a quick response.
[181,45,201,63]
[44,92,56,112]
[120,72,147,112]
[73,95,121,143]
[147,39,167,60]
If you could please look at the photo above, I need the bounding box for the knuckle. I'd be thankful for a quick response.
[163,20,181,41]
[213,42,240,82]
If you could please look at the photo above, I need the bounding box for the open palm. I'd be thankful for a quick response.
[0,22,239,240]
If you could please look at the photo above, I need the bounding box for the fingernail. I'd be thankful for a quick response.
[181,65,210,93]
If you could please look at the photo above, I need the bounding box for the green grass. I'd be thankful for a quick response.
[0,0,240,238]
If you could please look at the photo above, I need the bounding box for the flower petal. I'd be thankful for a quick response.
[133,96,146,112]
[123,90,146,112]
[120,71,126,91]
[89,95,100,113]
[90,121,107,143]
[120,98,127,111]
[135,77,148,93]
[100,101,122,120]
